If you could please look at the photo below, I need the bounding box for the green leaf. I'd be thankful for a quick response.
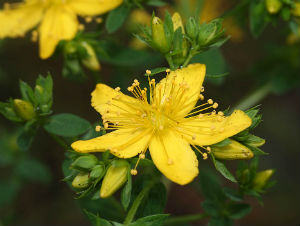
[147,0,166,7]
[223,187,243,202]
[201,200,219,217]
[208,217,232,226]
[212,139,231,148]
[84,210,112,226]
[249,0,269,38]
[211,154,237,183]
[17,121,38,151]
[0,180,21,207]
[129,214,169,226]
[43,113,91,137]
[15,158,52,184]
[106,4,131,34]
[19,80,35,104]
[121,170,132,211]
[228,203,252,220]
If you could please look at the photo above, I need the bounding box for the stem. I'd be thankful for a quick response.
[165,54,176,70]
[182,51,195,68]
[221,0,250,18]
[49,133,69,150]
[234,83,272,111]
[123,180,156,225]
[163,213,208,226]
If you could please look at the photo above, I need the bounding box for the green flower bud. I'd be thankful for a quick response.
[292,2,300,17]
[265,0,282,14]
[253,169,275,190]
[80,41,101,71]
[72,172,90,189]
[13,99,36,121]
[239,169,250,185]
[64,41,77,55]
[172,12,185,33]
[151,17,170,53]
[212,140,254,160]
[198,22,217,46]
[90,164,105,179]
[100,160,128,198]
[71,155,98,170]
[186,17,199,39]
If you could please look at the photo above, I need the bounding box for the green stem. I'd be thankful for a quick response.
[221,0,250,18]
[49,133,69,150]
[163,213,208,226]
[165,54,176,70]
[123,180,156,225]
[182,51,195,68]
[234,83,272,111]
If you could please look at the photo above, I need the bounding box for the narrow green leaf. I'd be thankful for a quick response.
[121,170,132,210]
[84,210,112,226]
[211,154,237,183]
[129,214,169,226]
[106,5,131,33]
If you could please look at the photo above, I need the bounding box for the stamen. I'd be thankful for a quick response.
[95,125,101,132]
[85,17,92,23]
[130,169,138,175]
[207,99,213,105]
[95,17,103,24]
[212,103,218,109]
[146,70,151,75]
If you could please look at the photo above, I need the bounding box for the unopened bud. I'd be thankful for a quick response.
[80,41,101,71]
[292,2,300,17]
[151,17,170,53]
[212,140,254,160]
[71,155,98,170]
[265,0,282,14]
[186,17,198,39]
[253,169,275,190]
[13,99,36,121]
[72,173,90,189]
[90,164,105,179]
[100,160,128,198]
[172,12,185,33]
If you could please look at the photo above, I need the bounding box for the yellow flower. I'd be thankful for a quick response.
[71,64,251,185]
[0,0,122,59]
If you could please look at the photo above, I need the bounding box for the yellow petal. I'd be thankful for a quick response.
[179,110,252,146]
[155,64,206,119]
[0,2,43,39]
[67,0,123,16]
[172,12,185,33]
[149,129,199,185]
[91,83,140,124]
[71,128,152,158]
[39,5,78,59]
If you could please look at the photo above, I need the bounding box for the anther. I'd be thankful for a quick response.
[130,169,138,175]
[166,69,171,73]
[206,147,211,153]
[159,125,164,130]
[141,113,147,118]
[78,24,85,31]
[85,17,92,23]
[146,70,151,75]
[31,31,38,42]
[207,99,213,105]
[115,87,121,92]
[192,135,196,140]
[167,159,173,165]
[212,103,218,109]
[218,111,224,116]
[198,114,204,119]
[202,153,208,160]
[199,94,204,100]
[219,128,224,132]
[210,125,216,130]
[95,17,103,24]
[201,86,205,92]
[139,153,145,159]
[104,123,109,129]
[95,125,101,132]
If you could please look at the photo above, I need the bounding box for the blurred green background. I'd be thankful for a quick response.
[0,0,299,225]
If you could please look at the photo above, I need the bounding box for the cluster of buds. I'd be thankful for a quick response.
[136,12,227,69]
[63,39,100,80]
[265,0,300,16]
[70,154,130,199]
[0,74,53,122]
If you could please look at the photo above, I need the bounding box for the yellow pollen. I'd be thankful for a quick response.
[213,103,218,109]
[139,153,145,159]
[146,70,151,75]
[201,86,205,92]
[127,86,133,91]
[218,111,224,116]
[166,69,171,73]
[104,123,109,129]
[199,94,204,100]
[115,87,121,92]
[95,125,101,132]
[78,24,85,31]
[206,147,211,153]
[130,169,138,175]
[31,30,38,42]
[207,99,213,105]
[85,16,92,23]
[211,110,216,115]
[95,17,103,24]
[203,153,208,160]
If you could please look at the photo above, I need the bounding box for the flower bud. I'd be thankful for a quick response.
[186,17,198,39]
[151,17,170,53]
[80,41,101,71]
[253,169,275,190]
[212,140,254,160]
[90,164,105,179]
[265,0,282,14]
[72,172,90,189]
[292,2,300,17]
[198,22,217,46]
[71,155,98,170]
[13,99,36,121]
[172,12,185,33]
[100,160,128,198]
